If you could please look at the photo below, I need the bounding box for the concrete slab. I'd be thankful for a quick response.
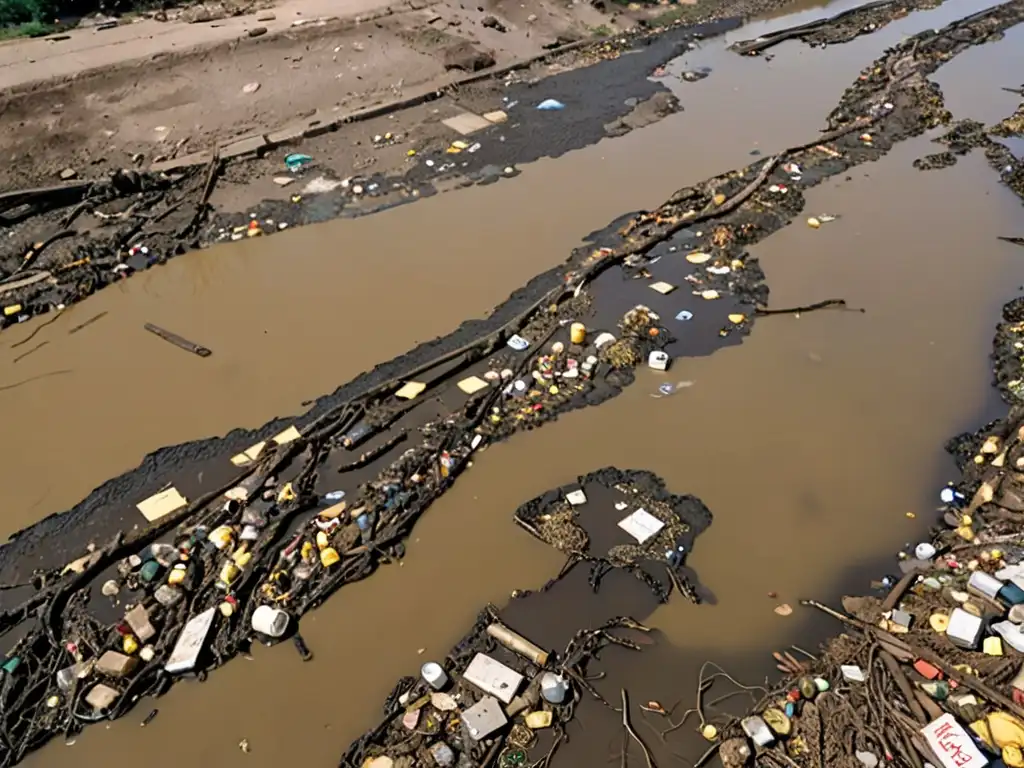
[219,134,269,159]
[442,112,493,136]
[150,151,214,173]
[267,123,308,145]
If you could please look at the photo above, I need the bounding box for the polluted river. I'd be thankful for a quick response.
[0,0,1023,766]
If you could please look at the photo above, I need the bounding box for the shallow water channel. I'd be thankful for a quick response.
[5,1,1024,765]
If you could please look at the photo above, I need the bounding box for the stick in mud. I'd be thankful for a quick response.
[143,323,212,357]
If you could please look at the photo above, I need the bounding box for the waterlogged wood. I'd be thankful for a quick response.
[143,323,212,357]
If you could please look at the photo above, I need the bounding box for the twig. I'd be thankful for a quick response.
[621,689,658,768]
[9,311,62,348]
[755,299,862,316]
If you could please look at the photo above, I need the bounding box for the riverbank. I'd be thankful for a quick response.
[0,0,968,332]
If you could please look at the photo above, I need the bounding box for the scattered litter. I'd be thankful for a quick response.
[303,177,344,194]
[537,99,565,111]
[242,82,260,94]
[686,252,712,264]
[442,112,493,136]
[396,381,427,400]
[675,310,694,321]
[652,381,694,397]
[650,281,676,294]
[284,153,313,171]
[136,487,188,523]
[700,290,720,300]
[457,376,489,395]
[507,334,530,351]
[617,508,665,544]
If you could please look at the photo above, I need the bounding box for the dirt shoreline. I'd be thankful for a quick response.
[0,0,964,333]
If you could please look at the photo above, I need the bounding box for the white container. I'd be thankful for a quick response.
[946,607,984,649]
[462,653,524,704]
[914,542,937,561]
[968,570,1003,600]
[648,351,670,371]
[165,607,217,674]
[540,672,569,704]
[741,716,775,747]
[251,605,290,638]
[421,662,449,690]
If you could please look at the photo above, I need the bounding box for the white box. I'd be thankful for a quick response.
[461,653,524,704]
[165,607,217,674]
[618,508,665,544]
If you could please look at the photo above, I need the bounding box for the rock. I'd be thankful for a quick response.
[59,168,77,180]
[442,42,495,72]
[841,595,882,623]
[481,14,507,32]
[527,13,538,22]
[242,81,261,94]
[85,683,119,711]
[719,737,752,767]
[273,176,295,186]
[95,651,138,678]
[256,11,276,21]
[182,3,229,23]
[248,26,268,37]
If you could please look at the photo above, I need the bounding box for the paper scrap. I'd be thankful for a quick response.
[136,487,188,522]
[396,381,427,400]
[272,426,302,445]
[565,489,587,505]
[458,376,489,395]
[617,508,665,544]
[650,281,676,295]
[921,713,988,768]
[230,440,267,467]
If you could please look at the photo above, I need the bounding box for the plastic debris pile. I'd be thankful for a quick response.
[340,607,652,768]
[514,468,711,604]
[706,410,1024,767]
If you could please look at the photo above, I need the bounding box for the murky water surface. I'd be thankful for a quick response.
[6,3,1024,766]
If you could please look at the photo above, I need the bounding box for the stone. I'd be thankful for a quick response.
[125,604,157,643]
[256,11,276,20]
[248,26,268,37]
[59,168,77,180]
[219,134,268,159]
[481,15,506,31]
[242,82,261,94]
[95,650,138,678]
[85,683,119,711]
[442,42,495,72]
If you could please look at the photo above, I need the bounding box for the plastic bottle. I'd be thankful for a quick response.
[421,662,449,690]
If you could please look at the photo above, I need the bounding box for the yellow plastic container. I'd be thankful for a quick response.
[570,323,586,345]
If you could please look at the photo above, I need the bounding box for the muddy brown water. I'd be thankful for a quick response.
[5,3,1024,766]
